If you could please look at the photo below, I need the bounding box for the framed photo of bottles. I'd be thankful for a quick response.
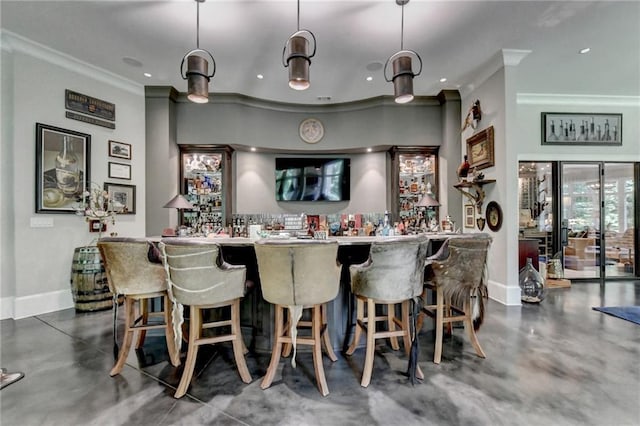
[541,112,622,145]
[35,123,91,213]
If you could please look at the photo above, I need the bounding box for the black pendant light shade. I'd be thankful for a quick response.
[180,0,216,103]
[384,0,422,103]
[283,1,316,90]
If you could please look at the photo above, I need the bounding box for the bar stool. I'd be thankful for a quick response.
[98,238,181,377]
[421,235,492,364]
[254,239,341,396]
[346,236,429,387]
[160,239,252,398]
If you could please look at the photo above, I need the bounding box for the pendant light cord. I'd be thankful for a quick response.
[297,0,301,31]
[196,1,200,49]
[400,2,405,50]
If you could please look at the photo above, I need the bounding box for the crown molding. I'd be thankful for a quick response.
[517,93,640,107]
[1,30,143,96]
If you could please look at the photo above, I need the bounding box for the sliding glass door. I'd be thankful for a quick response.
[519,161,637,281]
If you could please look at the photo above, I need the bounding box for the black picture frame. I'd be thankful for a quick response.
[108,162,131,180]
[486,201,503,232]
[541,112,622,145]
[35,123,91,213]
[104,182,136,214]
[108,140,131,160]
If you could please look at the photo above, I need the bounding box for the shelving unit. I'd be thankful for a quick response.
[179,145,233,231]
[389,146,439,228]
[453,179,496,214]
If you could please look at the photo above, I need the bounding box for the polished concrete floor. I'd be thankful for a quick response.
[2,282,639,426]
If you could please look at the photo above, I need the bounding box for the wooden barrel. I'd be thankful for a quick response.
[70,246,113,312]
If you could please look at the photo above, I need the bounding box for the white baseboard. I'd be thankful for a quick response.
[488,279,522,306]
[3,290,75,320]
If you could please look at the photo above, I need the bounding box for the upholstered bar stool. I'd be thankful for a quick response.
[346,235,428,387]
[97,238,181,377]
[160,239,252,399]
[421,235,492,364]
[254,239,341,397]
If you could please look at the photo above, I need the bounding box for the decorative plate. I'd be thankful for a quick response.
[299,118,324,144]
[485,201,503,232]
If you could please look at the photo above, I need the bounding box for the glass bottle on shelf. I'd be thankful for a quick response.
[55,136,79,197]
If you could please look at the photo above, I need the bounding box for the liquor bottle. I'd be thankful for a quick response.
[558,120,565,141]
[604,119,611,141]
[410,179,418,193]
[568,120,575,140]
[577,120,586,141]
[55,136,79,196]
[547,120,558,141]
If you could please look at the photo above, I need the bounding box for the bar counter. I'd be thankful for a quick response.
[156,234,453,352]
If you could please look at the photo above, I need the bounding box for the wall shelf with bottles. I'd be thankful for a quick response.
[179,145,233,232]
[389,146,439,231]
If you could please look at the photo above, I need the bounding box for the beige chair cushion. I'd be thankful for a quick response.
[254,240,341,306]
[350,236,429,302]
[98,237,167,296]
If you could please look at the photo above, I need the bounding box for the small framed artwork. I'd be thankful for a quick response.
[104,182,136,214]
[35,123,91,214]
[541,112,622,145]
[108,140,131,160]
[466,126,494,170]
[108,162,131,180]
[89,220,107,233]
[464,204,475,228]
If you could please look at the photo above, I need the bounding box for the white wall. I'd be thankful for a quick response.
[1,32,146,319]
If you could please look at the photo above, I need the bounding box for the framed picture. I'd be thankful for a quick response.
[486,201,503,232]
[464,204,475,228]
[104,183,136,214]
[466,126,494,170]
[108,162,131,180]
[541,112,622,145]
[35,123,91,213]
[108,140,131,160]
[89,219,107,233]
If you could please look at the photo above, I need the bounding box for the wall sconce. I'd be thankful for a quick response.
[282,0,316,90]
[180,0,216,103]
[384,0,422,104]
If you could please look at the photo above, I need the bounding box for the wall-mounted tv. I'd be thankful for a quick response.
[275,157,350,201]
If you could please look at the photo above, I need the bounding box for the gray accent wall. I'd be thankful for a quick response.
[145,89,463,236]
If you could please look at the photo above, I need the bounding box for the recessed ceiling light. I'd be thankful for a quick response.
[579,47,591,54]
[366,147,372,152]
[257,74,264,79]
[439,77,447,83]
[143,72,152,78]
[250,147,256,152]
[366,76,373,82]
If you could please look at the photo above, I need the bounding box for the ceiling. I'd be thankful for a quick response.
[2,1,639,105]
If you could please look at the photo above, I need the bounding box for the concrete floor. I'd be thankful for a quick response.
[2,282,639,426]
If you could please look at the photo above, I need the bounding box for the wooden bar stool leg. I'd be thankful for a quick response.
[387,303,400,350]
[321,304,338,362]
[261,305,284,390]
[464,299,486,358]
[231,299,252,383]
[110,297,135,376]
[361,298,376,388]
[164,294,181,367]
[135,298,148,349]
[175,305,201,398]
[282,309,293,358]
[312,305,330,396]
[346,297,364,355]
[434,288,444,364]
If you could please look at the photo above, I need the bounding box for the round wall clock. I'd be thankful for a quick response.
[299,118,324,144]
[485,201,503,232]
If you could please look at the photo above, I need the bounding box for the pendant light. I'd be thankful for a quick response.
[180,0,216,103]
[384,0,422,104]
[282,0,316,90]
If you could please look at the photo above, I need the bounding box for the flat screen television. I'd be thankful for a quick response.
[275,157,350,201]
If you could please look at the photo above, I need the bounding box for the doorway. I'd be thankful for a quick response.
[519,161,637,281]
